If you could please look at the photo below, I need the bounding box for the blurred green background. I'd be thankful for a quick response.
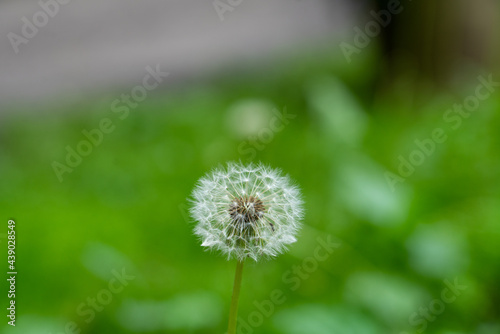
[1,1,500,333]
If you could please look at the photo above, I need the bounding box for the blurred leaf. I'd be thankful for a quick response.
[307,77,368,147]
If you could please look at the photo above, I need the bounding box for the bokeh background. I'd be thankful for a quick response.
[1,1,500,333]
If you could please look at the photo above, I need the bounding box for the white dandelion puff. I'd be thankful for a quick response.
[190,162,304,261]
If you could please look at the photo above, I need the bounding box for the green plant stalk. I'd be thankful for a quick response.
[228,260,245,334]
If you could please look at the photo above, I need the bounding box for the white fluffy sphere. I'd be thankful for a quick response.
[190,162,304,261]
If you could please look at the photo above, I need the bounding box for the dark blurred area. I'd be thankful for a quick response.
[373,0,500,91]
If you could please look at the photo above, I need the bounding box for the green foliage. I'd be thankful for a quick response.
[1,55,499,334]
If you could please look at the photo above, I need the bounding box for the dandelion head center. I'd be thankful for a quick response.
[229,196,266,224]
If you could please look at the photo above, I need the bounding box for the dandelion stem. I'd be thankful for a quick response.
[228,260,245,334]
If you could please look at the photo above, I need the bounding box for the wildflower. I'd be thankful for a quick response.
[190,162,303,261]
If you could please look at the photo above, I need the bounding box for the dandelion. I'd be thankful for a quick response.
[190,162,303,334]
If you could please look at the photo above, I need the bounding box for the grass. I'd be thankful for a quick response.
[1,51,500,333]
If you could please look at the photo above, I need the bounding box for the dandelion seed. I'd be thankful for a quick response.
[189,161,304,334]
[190,162,304,262]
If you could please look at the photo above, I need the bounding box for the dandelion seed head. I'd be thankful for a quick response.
[190,162,304,261]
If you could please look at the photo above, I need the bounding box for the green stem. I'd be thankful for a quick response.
[228,260,245,334]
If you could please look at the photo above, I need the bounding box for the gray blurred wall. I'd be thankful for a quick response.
[0,0,354,104]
